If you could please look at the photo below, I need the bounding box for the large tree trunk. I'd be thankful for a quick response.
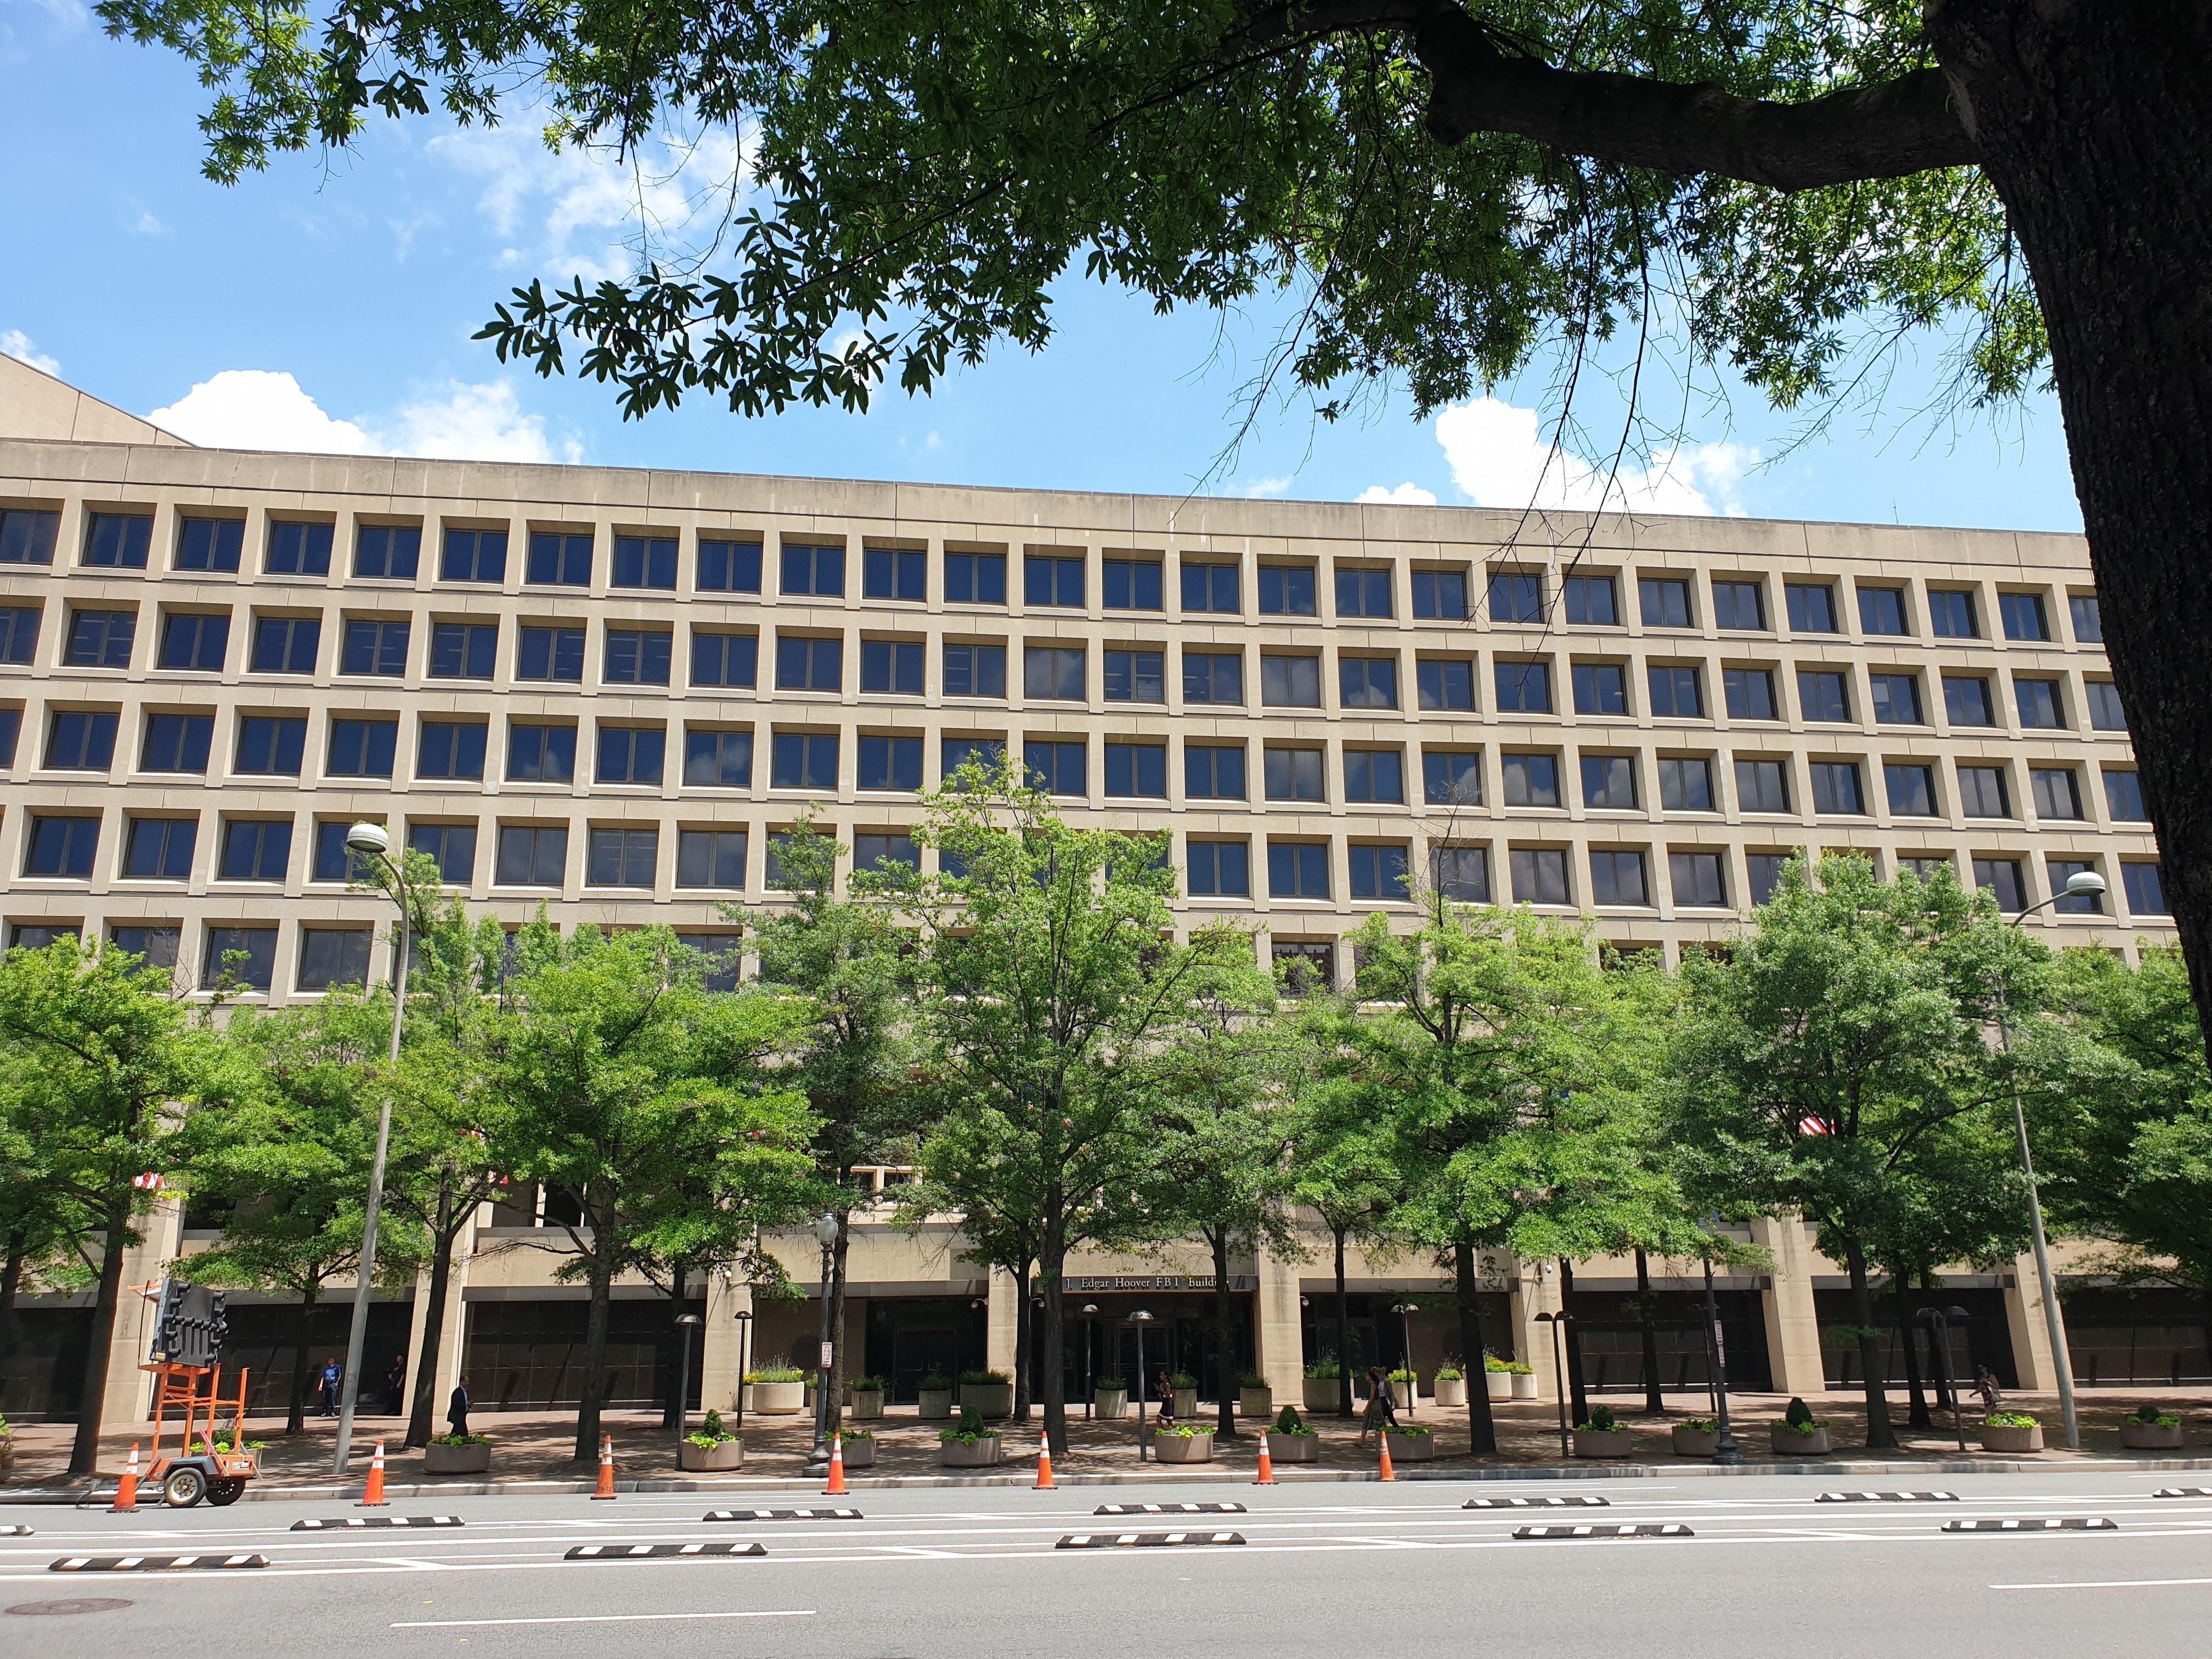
[1453,1239,1497,1455]
[1333,1224,1353,1418]
[1011,1257,1032,1423]
[1896,1276,1932,1430]
[286,1284,319,1435]
[69,1193,133,1476]
[0,1231,26,1383]
[1634,1249,1664,1417]
[405,1184,456,1449]
[1040,1205,1069,1458]
[660,1263,689,1431]
[1559,1259,1590,1428]
[574,1211,615,1462]
[1845,1239,1895,1448]
[826,1222,850,1441]
[1210,1227,1237,1437]
[1927,3,2212,1071]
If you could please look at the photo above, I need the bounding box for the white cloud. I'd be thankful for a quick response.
[1433,397,1757,517]
[2,329,60,376]
[1242,476,1292,498]
[148,368,578,464]
[1356,481,1437,506]
[129,211,165,236]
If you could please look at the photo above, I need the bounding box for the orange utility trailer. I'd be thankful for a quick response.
[142,1360,257,1507]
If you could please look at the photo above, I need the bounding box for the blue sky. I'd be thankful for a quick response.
[2,0,2083,533]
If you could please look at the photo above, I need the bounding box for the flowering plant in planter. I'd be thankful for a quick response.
[1384,1422,1431,1436]
[2128,1404,2182,1429]
[1680,1418,1717,1435]
[1984,1411,2040,1430]
[431,1433,492,1447]
[744,1367,805,1384]
[1272,1406,1315,1437]
[959,1369,1010,1386]
[196,1431,267,1455]
[1434,1365,1464,1382]
[686,1408,740,1449]
[1576,1405,1622,1434]
[1155,1424,1214,1438]
[1303,1362,1342,1379]
[1169,1371,1199,1389]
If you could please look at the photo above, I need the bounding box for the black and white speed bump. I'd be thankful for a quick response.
[1815,1492,1958,1503]
[1464,1495,1611,1509]
[2153,1487,2212,1499]
[0,1525,33,1536]
[50,1554,267,1573]
[702,1508,863,1522]
[1942,1517,2117,1533]
[291,1516,465,1530]
[566,1542,768,1561]
[1058,1531,1245,1549]
[1093,1502,1246,1516]
[1513,1523,1693,1541]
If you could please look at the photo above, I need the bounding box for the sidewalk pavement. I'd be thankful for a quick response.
[4,1388,2207,1499]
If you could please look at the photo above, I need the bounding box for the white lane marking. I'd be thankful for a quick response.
[393,1610,815,1628]
[1990,1577,2212,1592]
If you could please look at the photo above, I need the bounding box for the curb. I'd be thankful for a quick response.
[8,1454,2212,1504]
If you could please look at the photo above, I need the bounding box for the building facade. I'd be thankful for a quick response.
[1,359,2194,1429]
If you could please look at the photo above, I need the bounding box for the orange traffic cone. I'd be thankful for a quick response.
[1255,1437,1275,1486]
[111,1443,140,1513]
[1378,1434,1396,1483]
[591,1434,617,1499]
[359,1438,389,1506]
[1034,1434,1055,1491]
[825,1434,847,1496]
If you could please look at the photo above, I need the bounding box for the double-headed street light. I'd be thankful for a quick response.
[1130,1310,1155,1461]
[330,822,409,1477]
[1995,867,2104,1452]
[1390,1302,1419,1418]
[1917,1304,1974,1453]
[805,1212,840,1476]
[674,1312,704,1447]
[1533,1310,1573,1459]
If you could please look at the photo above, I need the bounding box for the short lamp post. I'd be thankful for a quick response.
[1917,1305,1973,1453]
[1081,1305,1100,1419]
[731,1307,754,1436]
[1390,1302,1419,1417]
[1534,1311,1572,1459]
[805,1213,840,1476]
[1130,1310,1155,1462]
[674,1312,703,1448]
[1700,1255,1742,1465]
[1996,867,2103,1452]
[330,821,408,1477]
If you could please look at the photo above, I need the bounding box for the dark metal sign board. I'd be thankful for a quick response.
[1464,1496,1611,1509]
[566,1542,768,1560]
[1062,1275,1259,1293]
[1057,1531,1246,1549]
[1513,1524,1694,1541]
[1816,1492,1959,1503]
[50,1554,267,1572]
[1093,1502,1248,1516]
[1943,1517,2117,1533]
[702,1508,864,1522]
[291,1516,465,1530]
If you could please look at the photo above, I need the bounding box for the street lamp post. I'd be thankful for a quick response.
[331,822,409,1477]
[674,1312,703,1449]
[1390,1301,1419,1418]
[805,1213,839,1477]
[1081,1305,1099,1419]
[731,1307,753,1436]
[1701,1255,1742,1465]
[1994,868,2104,1452]
[1130,1310,1154,1462]
[1917,1305,1973,1453]
[1534,1311,1572,1459]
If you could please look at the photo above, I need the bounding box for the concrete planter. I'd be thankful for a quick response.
[836,1437,878,1469]
[1572,1429,1635,1459]
[1770,1425,1831,1457]
[2121,1422,2185,1450]
[939,1436,1005,1469]
[850,1390,887,1420]
[1304,1379,1345,1413]
[1435,1377,1469,1407]
[1265,1431,1318,1464]
[1385,1431,1436,1462]
[1672,1425,1721,1458]
[424,1441,490,1474]
[1980,1423,2044,1453]
[1094,1386,1130,1420]
[1171,1387,1201,1421]
[1239,1386,1274,1420]
[1152,1431,1215,1464]
[960,1383,1013,1418]
[918,1388,955,1420]
[751,1381,805,1415]
[1510,1373,1538,1400]
[1485,1372,1513,1401]
[679,1438,743,1471]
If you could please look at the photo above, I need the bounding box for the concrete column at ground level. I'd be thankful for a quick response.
[2004,1253,2059,1391]
[1253,1246,1304,1401]
[703,1272,753,1415]
[1509,1260,1561,1402]
[1751,1215,1827,1396]
[433,1210,479,1410]
[103,1195,184,1431]
[399,1266,433,1418]
[986,1265,1018,1378]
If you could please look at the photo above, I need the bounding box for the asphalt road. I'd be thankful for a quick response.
[4,1470,2209,1657]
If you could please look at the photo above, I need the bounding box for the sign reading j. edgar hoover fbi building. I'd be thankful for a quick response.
[1062,1274,1261,1293]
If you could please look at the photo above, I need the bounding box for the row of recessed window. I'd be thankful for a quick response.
[1493,571,2096,645]
[2,601,2131,732]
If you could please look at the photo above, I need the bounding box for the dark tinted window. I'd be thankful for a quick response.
[440,528,508,584]
[1572,663,1627,714]
[1183,651,1242,704]
[0,508,59,565]
[266,521,333,576]
[159,611,229,672]
[340,619,409,676]
[771,732,839,789]
[2123,862,2170,916]
[141,713,212,773]
[2015,677,2064,728]
[1711,581,1764,630]
[676,831,749,889]
[0,605,41,663]
[1265,748,1324,802]
[1638,578,1691,628]
[776,635,843,692]
[407,822,478,883]
[1104,742,1166,798]
[1581,754,1637,809]
[46,709,117,770]
[864,546,927,600]
[1958,764,2010,818]
[1339,657,1397,709]
[1186,840,1249,897]
[595,725,665,785]
[1857,586,1907,635]
[691,630,759,689]
[1102,558,1161,611]
[24,815,99,877]
[782,544,846,596]
[1973,857,2027,913]
[2030,766,2083,820]
[83,512,151,568]
[1493,661,1551,713]
[1784,583,1836,633]
[1104,650,1164,703]
[2103,769,2147,821]
[1343,749,1403,803]
[1335,567,1391,618]
[1869,673,1923,724]
[1184,743,1245,800]
[1501,752,1560,808]
[1488,573,1542,623]
[1809,761,1865,814]
[1432,847,1489,901]
[1182,563,1239,614]
[611,535,678,590]
[1797,669,1851,722]
[1418,658,1475,711]
[1928,590,1978,638]
[1722,668,1777,719]
[861,639,925,695]
[496,825,569,885]
[697,539,763,592]
[430,622,498,678]
[1657,756,1714,810]
[1646,665,1703,718]
[1260,654,1321,707]
[944,551,1006,604]
[1944,674,1994,726]
[1734,760,1791,813]
[1562,575,1617,625]
[314,817,370,883]
[1588,849,1648,905]
[2085,681,2126,731]
[202,927,276,991]
[944,643,1006,697]
[1884,763,1937,816]
[517,625,586,681]
[684,727,753,787]
[526,532,593,586]
[506,723,577,783]
[251,614,319,673]
[605,628,673,685]
[1023,646,1085,699]
[355,524,421,580]
[417,721,487,781]
[1424,749,1481,805]
[1347,844,1410,901]
[1669,851,1728,907]
[1267,842,1330,898]
[66,609,135,668]
[297,929,374,990]
[1024,555,1084,607]
[1023,740,1086,796]
[219,817,292,881]
[2068,594,2102,644]
[1999,591,2050,641]
[328,718,398,777]
[857,735,924,791]
[1410,570,1466,619]
[236,715,306,775]
[175,517,244,572]
[1257,566,1316,616]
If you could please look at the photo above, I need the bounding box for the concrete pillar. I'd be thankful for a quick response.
[398,1266,433,1414]
[1252,1246,1305,1400]
[1509,1257,1562,1401]
[102,1195,184,1429]
[2004,1253,2059,1391]
[1752,1214,1827,1396]
[431,1206,479,1410]
[985,1265,1018,1376]
[703,1271,754,1415]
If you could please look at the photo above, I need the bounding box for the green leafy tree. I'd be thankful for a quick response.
[0,939,210,1474]
[483,922,817,1459]
[0,1067,102,1400]
[1287,1047,1403,1418]
[1670,855,2031,1448]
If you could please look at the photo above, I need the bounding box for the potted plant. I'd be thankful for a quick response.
[1571,1404,1634,1459]
[1385,1423,1436,1462]
[1389,1366,1419,1406]
[850,1376,888,1420]
[1770,1397,1831,1456]
[425,1432,492,1474]
[1482,1356,1514,1401]
[1152,1423,1216,1464]
[1434,1364,1469,1408]
[836,1429,877,1470]
[1980,1410,2044,1453]
[197,1429,267,1475]
[939,1406,1005,1468]
[1169,1372,1201,1420]
[680,1408,744,1471]
[1237,1371,1274,1420]
[958,1369,1013,1418]
[0,1413,12,1472]
[918,1373,956,1419]
[746,1368,805,1415]
[1508,1361,1539,1400]
[2120,1403,2185,1451]
[1302,1362,1343,1413]
[1266,1405,1319,1464]
[1094,1375,1130,1419]
[1672,1417,1720,1457]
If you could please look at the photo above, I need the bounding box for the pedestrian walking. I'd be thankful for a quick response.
[1359,1366,1399,1443]
[1154,1370,1176,1429]
[1975,1365,2004,1411]
[318,1356,342,1415]
[384,1354,408,1416]
[448,1374,472,1439]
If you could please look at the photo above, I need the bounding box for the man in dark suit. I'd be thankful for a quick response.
[447,1375,471,1439]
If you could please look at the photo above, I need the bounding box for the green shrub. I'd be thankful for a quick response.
[685,1431,730,1450]
[1169,1371,1198,1389]
[1433,1364,1464,1382]
[851,1376,887,1393]
[1679,1418,1718,1434]
[1504,1361,1534,1375]
[1272,1406,1313,1436]
[1386,1423,1432,1437]
[1156,1424,1214,1438]
[1577,1405,1620,1433]
[744,1367,804,1384]
[939,1424,1002,1443]
[837,1428,874,1441]
[1483,1355,1512,1372]
[1784,1396,1816,1431]
[1238,1371,1270,1389]
[2128,1403,2182,1429]
[1304,1361,1342,1380]
[959,1369,1009,1386]
[699,1408,726,1441]
[1984,1411,2040,1429]
[919,1373,953,1391]
[431,1433,490,1447]
[1387,1367,1415,1383]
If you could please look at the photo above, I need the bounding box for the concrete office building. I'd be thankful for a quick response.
[1,356,2196,1432]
